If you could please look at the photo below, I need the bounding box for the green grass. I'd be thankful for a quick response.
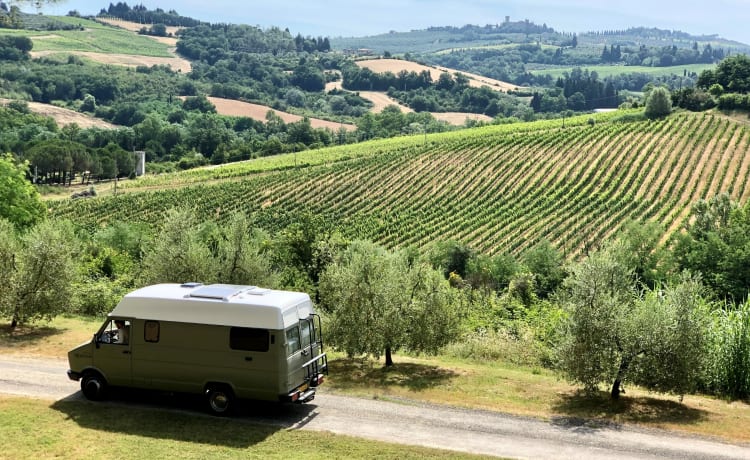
[527,63,715,79]
[0,396,486,459]
[0,16,173,57]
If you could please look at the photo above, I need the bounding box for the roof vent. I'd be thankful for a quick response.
[245,287,271,296]
[180,282,203,288]
[188,284,249,301]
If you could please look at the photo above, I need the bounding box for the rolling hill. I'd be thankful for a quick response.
[49,110,750,257]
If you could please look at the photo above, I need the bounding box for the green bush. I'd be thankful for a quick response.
[704,303,750,399]
[445,328,542,366]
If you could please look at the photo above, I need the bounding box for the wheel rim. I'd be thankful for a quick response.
[209,392,229,412]
[84,378,102,398]
[87,380,100,394]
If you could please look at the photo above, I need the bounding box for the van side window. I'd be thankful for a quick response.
[286,326,301,356]
[230,327,269,352]
[300,320,312,348]
[144,321,160,343]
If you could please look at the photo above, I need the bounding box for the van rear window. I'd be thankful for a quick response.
[230,327,269,352]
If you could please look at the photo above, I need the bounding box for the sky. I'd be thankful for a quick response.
[41,0,750,45]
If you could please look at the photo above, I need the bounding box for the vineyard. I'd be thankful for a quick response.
[50,111,750,257]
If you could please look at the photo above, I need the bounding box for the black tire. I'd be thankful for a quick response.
[205,385,234,416]
[81,372,107,401]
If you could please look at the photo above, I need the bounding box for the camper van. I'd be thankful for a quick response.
[67,283,327,415]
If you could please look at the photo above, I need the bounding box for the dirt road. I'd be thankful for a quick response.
[1,355,748,459]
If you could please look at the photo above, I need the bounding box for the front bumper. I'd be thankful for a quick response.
[67,369,82,381]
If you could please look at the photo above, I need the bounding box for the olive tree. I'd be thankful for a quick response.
[0,153,46,229]
[0,219,20,321]
[216,212,277,287]
[557,242,710,399]
[557,243,637,398]
[319,240,460,366]
[140,208,218,285]
[0,219,78,328]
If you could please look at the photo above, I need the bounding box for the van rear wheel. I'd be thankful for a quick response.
[205,385,234,416]
[81,373,107,401]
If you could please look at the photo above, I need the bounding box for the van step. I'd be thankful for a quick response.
[298,388,316,403]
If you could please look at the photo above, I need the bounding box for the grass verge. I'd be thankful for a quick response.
[0,395,485,459]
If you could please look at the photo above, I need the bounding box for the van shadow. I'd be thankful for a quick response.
[50,389,319,448]
[550,390,709,432]
[329,358,457,392]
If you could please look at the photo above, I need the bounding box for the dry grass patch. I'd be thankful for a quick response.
[0,315,102,359]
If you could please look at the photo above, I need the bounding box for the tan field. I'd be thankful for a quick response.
[356,58,520,92]
[326,72,493,125]
[357,91,413,113]
[1,99,116,129]
[96,17,182,37]
[206,97,356,131]
[432,112,493,124]
[30,50,192,73]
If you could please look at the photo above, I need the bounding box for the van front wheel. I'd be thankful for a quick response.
[205,385,234,416]
[81,373,107,401]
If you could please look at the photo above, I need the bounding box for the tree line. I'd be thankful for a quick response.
[99,2,202,27]
[673,55,750,112]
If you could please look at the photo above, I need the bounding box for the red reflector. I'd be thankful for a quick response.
[316,375,325,385]
[290,391,299,402]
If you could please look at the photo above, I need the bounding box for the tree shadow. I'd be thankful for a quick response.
[550,389,709,432]
[328,357,457,392]
[0,323,63,350]
[50,389,318,448]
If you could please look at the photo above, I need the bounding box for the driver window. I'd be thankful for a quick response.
[99,319,130,345]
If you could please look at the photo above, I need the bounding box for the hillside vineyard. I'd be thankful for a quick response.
[51,112,750,257]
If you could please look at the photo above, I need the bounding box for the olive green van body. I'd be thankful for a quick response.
[67,283,327,411]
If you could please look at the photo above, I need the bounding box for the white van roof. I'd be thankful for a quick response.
[109,283,314,329]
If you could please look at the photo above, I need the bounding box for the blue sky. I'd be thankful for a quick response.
[42,0,750,44]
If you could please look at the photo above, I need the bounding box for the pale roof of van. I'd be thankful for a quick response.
[109,283,314,329]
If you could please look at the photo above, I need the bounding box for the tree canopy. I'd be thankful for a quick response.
[0,153,46,229]
[319,240,460,366]
[557,241,709,399]
[644,86,672,119]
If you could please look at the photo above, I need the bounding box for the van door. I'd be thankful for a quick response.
[93,318,132,387]
[285,321,308,390]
